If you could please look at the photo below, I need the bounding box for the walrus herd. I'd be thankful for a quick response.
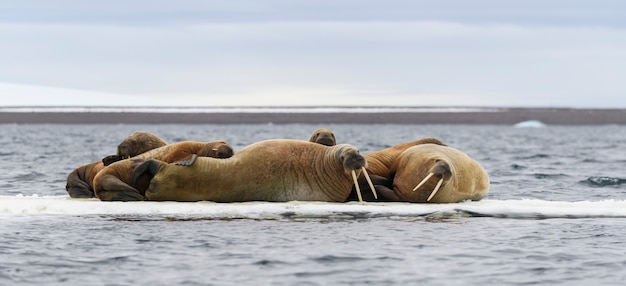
[66,128,489,203]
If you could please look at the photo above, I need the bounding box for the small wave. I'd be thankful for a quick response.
[533,173,569,179]
[11,172,47,181]
[253,259,289,267]
[68,255,132,265]
[313,255,366,264]
[515,154,550,160]
[581,176,626,187]
[510,164,527,170]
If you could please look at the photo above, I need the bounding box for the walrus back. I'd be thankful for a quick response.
[141,139,361,202]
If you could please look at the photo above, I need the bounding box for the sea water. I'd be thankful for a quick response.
[1,123,626,285]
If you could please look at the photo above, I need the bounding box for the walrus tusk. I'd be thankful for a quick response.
[427,177,444,202]
[351,170,364,203]
[412,172,434,192]
[361,167,378,199]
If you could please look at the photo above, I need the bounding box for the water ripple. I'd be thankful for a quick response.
[581,176,626,187]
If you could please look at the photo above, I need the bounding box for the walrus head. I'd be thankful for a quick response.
[334,144,365,173]
[335,144,378,202]
[117,131,168,159]
[411,159,453,201]
[309,128,337,146]
[198,141,235,159]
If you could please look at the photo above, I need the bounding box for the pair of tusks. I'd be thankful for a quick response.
[351,167,378,203]
[412,172,444,202]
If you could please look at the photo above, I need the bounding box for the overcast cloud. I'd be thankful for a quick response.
[1,0,625,107]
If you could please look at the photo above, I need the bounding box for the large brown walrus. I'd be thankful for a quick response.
[65,131,168,198]
[93,140,234,201]
[128,139,369,202]
[346,137,446,201]
[375,144,490,203]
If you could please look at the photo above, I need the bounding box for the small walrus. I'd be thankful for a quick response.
[375,144,490,203]
[129,139,371,202]
[116,131,169,159]
[308,128,336,146]
[65,131,168,198]
[345,137,446,201]
[93,140,234,201]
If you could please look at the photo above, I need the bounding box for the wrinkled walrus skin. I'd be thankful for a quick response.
[65,131,168,198]
[346,137,446,202]
[131,139,367,202]
[93,140,234,201]
[375,144,490,203]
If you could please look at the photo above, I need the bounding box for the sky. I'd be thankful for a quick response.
[1,0,626,107]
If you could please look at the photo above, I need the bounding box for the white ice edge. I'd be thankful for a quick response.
[2,196,626,219]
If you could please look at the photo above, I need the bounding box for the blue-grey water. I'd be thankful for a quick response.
[2,123,626,285]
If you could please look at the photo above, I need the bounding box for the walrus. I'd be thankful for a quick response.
[308,128,336,146]
[116,131,169,159]
[127,139,373,202]
[345,137,446,201]
[375,144,490,203]
[65,131,168,198]
[93,140,234,201]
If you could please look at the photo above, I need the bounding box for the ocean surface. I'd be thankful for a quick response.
[2,123,626,285]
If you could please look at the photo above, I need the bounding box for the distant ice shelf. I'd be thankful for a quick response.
[0,106,504,114]
[514,120,547,128]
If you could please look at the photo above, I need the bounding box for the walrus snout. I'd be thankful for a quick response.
[341,150,367,172]
[117,143,133,158]
[431,159,452,180]
[315,136,336,147]
[215,144,235,159]
[197,141,234,159]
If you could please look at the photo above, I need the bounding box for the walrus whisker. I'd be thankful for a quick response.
[427,178,444,202]
[361,167,378,199]
[412,172,434,192]
[351,170,364,203]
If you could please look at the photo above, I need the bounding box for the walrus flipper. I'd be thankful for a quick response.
[374,185,402,202]
[175,154,198,166]
[66,169,95,198]
[130,159,163,195]
[102,154,123,166]
[347,174,392,202]
[96,176,145,201]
